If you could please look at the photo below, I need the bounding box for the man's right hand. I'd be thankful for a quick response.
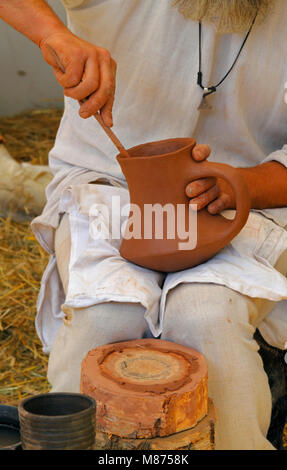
[0,1,116,127]
[40,31,117,127]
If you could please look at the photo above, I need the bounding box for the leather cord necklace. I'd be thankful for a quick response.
[197,14,257,110]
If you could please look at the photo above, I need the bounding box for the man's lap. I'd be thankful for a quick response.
[54,182,287,347]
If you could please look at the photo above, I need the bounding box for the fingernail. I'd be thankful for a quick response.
[189,202,198,211]
[189,187,193,195]
[208,205,217,214]
[194,150,204,160]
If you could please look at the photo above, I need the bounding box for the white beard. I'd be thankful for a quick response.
[172,0,275,33]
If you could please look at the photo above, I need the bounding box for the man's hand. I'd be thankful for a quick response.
[40,32,117,126]
[186,144,235,214]
[186,145,287,212]
[0,1,116,127]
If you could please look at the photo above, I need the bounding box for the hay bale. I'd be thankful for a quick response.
[0,108,62,405]
[0,217,50,405]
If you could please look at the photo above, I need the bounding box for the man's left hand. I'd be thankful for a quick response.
[186,144,235,214]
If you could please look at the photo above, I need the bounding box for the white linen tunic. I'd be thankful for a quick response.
[31,0,287,352]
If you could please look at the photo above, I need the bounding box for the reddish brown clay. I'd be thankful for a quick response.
[117,138,250,272]
[80,339,208,439]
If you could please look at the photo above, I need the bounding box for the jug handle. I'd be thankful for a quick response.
[187,160,251,239]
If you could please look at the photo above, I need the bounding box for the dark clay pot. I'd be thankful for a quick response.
[0,405,22,450]
[18,393,96,450]
[117,138,250,272]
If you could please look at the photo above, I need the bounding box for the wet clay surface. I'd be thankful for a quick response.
[99,345,199,393]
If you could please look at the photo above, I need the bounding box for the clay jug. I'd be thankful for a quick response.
[117,138,250,272]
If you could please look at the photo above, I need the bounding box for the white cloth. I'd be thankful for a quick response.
[35,183,287,353]
[31,0,287,351]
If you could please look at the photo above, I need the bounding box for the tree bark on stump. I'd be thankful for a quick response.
[94,399,215,450]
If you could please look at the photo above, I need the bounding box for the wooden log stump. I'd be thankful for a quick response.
[81,339,208,439]
[94,399,215,450]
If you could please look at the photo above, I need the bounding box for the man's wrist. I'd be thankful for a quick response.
[219,165,269,210]
[0,0,69,48]
[237,166,259,208]
[37,23,70,48]
[237,161,287,209]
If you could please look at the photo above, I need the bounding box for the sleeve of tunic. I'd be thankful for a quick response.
[262,144,287,168]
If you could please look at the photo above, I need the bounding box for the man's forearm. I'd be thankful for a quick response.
[0,0,68,46]
[0,0,117,124]
[238,161,287,209]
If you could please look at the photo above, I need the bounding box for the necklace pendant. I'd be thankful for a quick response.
[198,89,213,110]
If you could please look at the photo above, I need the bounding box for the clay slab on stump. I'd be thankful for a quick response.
[81,339,208,439]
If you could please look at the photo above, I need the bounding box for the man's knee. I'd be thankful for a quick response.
[48,301,149,392]
[162,282,255,337]
[61,301,149,345]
